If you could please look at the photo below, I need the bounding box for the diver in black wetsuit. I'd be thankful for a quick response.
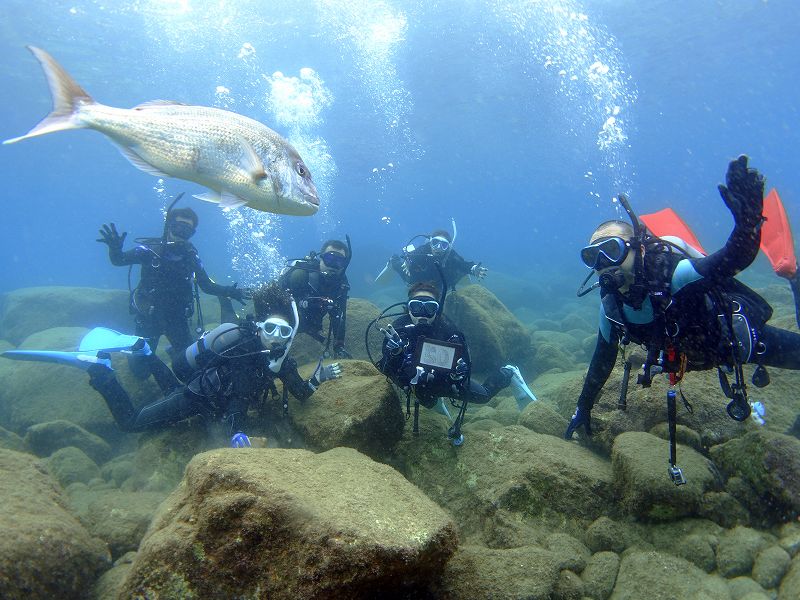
[86,282,342,447]
[278,238,352,358]
[97,207,248,378]
[376,281,535,445]
[566,155,800,440]
[389,229,488,291]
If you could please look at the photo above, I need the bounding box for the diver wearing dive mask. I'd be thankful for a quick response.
[566,156,800,454]
[97,205,249,383]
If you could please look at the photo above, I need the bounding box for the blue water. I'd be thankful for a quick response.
[0,0,797,309]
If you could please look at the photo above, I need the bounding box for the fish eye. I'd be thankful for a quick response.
[296,162,307,177]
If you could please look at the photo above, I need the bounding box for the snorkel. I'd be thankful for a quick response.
[616,194,649,310]
[161,192,186,245]
[262,296,300,373]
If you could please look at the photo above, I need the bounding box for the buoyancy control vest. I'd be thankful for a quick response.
[602,242,773,371]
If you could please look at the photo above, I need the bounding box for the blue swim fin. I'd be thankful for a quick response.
[1,327,148,371]
[79,327,146,353]
[502,365,538,410]
[2,350,112,371]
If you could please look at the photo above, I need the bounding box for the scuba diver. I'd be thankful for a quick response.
[373,280,536,446]
[376,221,488,291]
[2,283,342,447]
[565,155,800,481]
[278,238,352,359]
[97,197,249,379]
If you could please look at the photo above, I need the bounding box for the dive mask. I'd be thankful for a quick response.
[580,237,629,270]
[169,220,196,240]
[321,251,348,270]
[408,298,440,318]
[429,236,450,253]
[256,317,294,348]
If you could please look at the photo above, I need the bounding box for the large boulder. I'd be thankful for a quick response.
[25,419,113,462]
[612,431,720,521]
[397,422,614,535]
[68,484,167,560]
[710,430,800,524]
[289,360,405,460]
[444,285,535,377]
[610,549,730,599]
[0,286,131,345]
[0,326,165,440]
[0,327,118,437]
[0,449,109,599]
[436,544,562,599]
[120,447,458,599]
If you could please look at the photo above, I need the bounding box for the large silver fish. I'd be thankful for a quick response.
[4,46,319,216]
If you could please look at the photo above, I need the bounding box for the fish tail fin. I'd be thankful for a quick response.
[3,46,93,144]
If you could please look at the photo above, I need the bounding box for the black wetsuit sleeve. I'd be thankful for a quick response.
[225,395,251,434]
[109,245,150,267]
[691,214,762,280]
[448,251,476,281]
[576,329,620,412]
[193,255,231,296]
[279,357,315,402]
[389,255,410,282]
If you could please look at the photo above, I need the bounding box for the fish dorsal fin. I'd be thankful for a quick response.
[133,100,189,110]
[237,137,267,182]
[113,142,170,178]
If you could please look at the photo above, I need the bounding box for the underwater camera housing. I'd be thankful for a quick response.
[412,337,463,375]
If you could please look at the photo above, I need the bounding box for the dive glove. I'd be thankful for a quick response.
[381,324,404,354]
[470,263,488,280]
[564,407,592,439]
[449,358,469,381]
[231,432,251,448]
[717,155,765,228]
[97,223,127,254]
[315,361,342,383]
[226,283,251,304]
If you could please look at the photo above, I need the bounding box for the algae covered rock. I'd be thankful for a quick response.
[710,430,800,523]
[610,549,730,599]
[0,425,29,452]
[612,431,719,521]
[715,526,771,578]
[0,286,131,345]
[444,284,535,376]
[438,544,562,600]
[779,555,800,600]
[0,327,118,437]
[68,486,166,560]
[519,399,570,437]
[44,445,101,487]
[752,544,791,590]
[25,419,113,462]
[0,449,109,599]
[585,516,643,554]
[120,447,458,599]
[398,424,614,534]
[289,359,405,459]
[581,550,620,600]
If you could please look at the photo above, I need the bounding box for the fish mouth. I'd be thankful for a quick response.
[304,191,320,207]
